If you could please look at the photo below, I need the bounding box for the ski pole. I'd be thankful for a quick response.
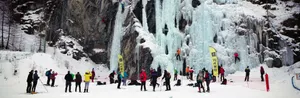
[38,78,48,93]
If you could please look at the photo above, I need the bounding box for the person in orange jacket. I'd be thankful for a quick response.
[186,66,190,79]
[176,48,181,61]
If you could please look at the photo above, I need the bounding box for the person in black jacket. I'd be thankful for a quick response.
[151,69,158,91]
[32,70,39,93]
[64,71,73,93]
[26,70,34,93]
[109,71,115,84]
[75,72,82,92]
[46,69,52,85]
[245,66,250,82]
[117,72,122,89]
[162,70,171,91]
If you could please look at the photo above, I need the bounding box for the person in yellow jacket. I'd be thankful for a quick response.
[84,71,92,93]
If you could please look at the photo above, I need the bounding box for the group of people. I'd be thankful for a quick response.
[63,69,94,93]
[26,62,266,94]
[185,66,194,80]
[141,67,172,92]
[27,68,96,93]
[45,69,58,87]
[26,70,39,94]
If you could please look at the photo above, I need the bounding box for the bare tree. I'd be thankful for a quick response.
[5,0,13,49]
[1,9,4,49]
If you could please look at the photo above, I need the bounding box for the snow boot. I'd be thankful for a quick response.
[84,89,86,93]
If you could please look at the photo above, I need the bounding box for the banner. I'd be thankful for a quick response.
[209,46,218,77]
[118,54,125,77]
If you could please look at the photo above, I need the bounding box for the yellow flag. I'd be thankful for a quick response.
[118,54,125,77]
[209,47,218,77]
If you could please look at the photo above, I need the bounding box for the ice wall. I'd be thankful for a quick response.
[110,2,129,71]
[148,0,264,75]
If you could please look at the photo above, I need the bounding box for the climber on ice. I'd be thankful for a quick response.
[121,2,125,13]
[176,48,181,61]
[234,52,240,63]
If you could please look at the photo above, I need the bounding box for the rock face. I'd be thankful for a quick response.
[121,11,153,80]
[133,0,143,24]
[146,0,156,34]
[47,0,119,64]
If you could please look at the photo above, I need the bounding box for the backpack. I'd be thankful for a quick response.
[45,71,50,76]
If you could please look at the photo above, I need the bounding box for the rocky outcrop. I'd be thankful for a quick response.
[133,0,143,24]
[121,11,153,80]
[146,0,156,34]
[46,0,119,64]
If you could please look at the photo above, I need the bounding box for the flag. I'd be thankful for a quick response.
[118,54,125,77]
[209,46,218,77]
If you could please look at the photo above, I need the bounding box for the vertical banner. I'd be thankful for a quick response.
[118,54,124,77]
[209,46,218,77]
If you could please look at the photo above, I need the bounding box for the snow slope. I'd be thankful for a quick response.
[1,52,299,98]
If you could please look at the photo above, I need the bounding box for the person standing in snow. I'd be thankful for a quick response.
[204,70,211,92]
[84,71,92,93]
[50,71,58,87]
[174,68,178,81]
[32,70,39,93]
[234,52,240,63]
[162,70,171,91]
[109,71,115,84]
[151,69,158,91]
[244,66,250,82]
[176,48,181,61]
[157,66,162,77]
[91,68,95,82]
[26,70,34,93]
[64,71,73,93]
[186,66,190,79]
[190,67,194,81]
[260,66,265,82]
[219,66,225,82]
[196,70,205,93]
[122,72,128,86]
[140,69,147,91]
[45,69,52,85]
[75,72,82,92]
[117,72,122,89]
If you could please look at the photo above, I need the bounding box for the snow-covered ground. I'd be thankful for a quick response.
[0,51,299,98]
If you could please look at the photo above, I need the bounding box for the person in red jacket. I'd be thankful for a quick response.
[219,66,225,82]
[91,68,95,82]
[50,71,58,87]
[189,68,194,81]
[234,52,240,63]
[140,69,147,91]
[260,66,265,82]
[204,70,211,92]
